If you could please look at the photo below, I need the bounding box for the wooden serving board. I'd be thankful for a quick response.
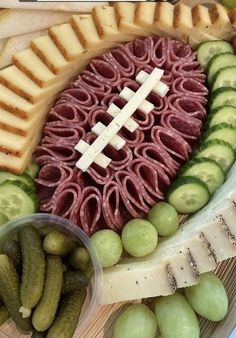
[1,258,235,338]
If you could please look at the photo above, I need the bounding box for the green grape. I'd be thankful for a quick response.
[148,202,179,237]
[91,230,123,268]
[121,219,158,258]
[114,304,157,338]
[184,272,228,321]
[220,0,236,9]
[155,293,200,338]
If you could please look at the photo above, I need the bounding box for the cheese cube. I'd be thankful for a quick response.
[114,2,149,36]
[92,5,135,42]
[92,122,126,150]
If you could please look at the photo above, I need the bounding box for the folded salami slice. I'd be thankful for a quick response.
[160,110,202,145]
[42,121,85,146]
[77,163,114,187]
[35,143,79,167]
[167,94,207,120]
[171,78,208,98]
[56,88,99,111]
[71,186,102,234]
[150,37,167,68]
[102,48,135,78]
[165,39,196,69]
[103,181,131,230]
[69,72,112,100]
[115,170,150,215]
[127,158,166,201]
[52,182,82,219]
[120,38,151,66]
[172,61,206,82]
[88,59,121,87]
[48,103,89,128]
[134,142,179,177]
[151,126,192,162]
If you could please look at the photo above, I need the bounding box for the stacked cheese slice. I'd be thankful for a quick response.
[0,1,235,174]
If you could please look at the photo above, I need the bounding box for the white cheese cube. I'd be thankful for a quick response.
[92,122,126,150]
[119,87,154,114]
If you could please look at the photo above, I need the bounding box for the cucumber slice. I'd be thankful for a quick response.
[212,66,236,91]
[210,88,236,110]
[167,176,210,214]
[25,161,40,178]
[197,41,234,68]
[207,106,236,128]
[195,139,235,173]
[0,171,35,190]
[207,53,236,85]
[0,212,9,226]
[179,158,225,195]
[0,180,39,220]
[202,123,236,151]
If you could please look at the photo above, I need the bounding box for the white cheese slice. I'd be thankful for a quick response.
[75,140,111,169]
[92,122,126,151]
[136,70,169,97]
[76,68,161,172]
[92,5,135,42]
[107,103,138,133]
[0,65,72,104]
[119,87,154,114]
[114,2,149,36]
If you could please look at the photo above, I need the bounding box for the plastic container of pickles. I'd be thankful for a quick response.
[0,213,103,338]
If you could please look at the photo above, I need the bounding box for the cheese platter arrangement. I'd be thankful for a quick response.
[0,0,236,337]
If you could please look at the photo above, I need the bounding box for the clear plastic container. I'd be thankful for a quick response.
[0,213,103,338]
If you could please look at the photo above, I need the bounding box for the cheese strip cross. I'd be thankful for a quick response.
[74,140,111,169]
[107,103,138,133]
[92,122,126,151]
[119,87,154,114]
[75,68,162,172]
[136,70,169,97]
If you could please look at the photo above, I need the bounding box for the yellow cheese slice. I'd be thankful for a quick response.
[192,4,232,40]
[134,2,156,29]
[49,23,85,61]
[153,2,187,41]
[0,84,54,119]
[114,2,149,36]
[0,65,73,104]
[30,35,72,75]
[0,128,35,156]
[0,129,42,174]
[71,14,117,50]
[12,49,87,88]
[92,5,135,42]
[0,107,46,137]
[209,3,231,29]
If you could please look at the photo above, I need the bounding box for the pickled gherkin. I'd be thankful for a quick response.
[0,239,21,270]
[62,271,90,294]
[32,255,63,332]
[0,255,32,332]
[46,289,86,338]
[18,226,46,317]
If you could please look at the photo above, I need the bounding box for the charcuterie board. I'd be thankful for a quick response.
[0,0,236,337]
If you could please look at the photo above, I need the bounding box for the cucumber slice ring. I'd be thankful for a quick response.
[206,106,236,129]
[167,177,210,214]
